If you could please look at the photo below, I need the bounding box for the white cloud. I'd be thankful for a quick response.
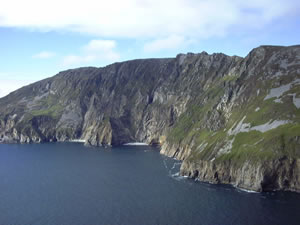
[0,0,298,39]
[0,79,35,98]
[32,51,56,59]
[62,55,96,66]
[144,35,185,52]
[83,40,116,52]
[62,39,120,67]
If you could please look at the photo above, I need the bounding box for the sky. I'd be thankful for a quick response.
[0,0,299,97]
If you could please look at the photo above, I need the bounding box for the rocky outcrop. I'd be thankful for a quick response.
[180,157,300,192]
[0,45,300,192]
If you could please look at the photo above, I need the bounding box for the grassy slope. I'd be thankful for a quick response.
[168,74,300,165]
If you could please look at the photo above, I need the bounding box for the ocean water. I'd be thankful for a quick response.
[0,143,299,225]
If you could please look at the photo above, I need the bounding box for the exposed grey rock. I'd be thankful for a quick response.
[180,157,300,192]
[264,78,300,100]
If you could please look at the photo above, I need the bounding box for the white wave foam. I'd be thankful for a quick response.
[163,160,168,170]
[123,142,148,146]
[69,139,85,143]
[170,172,189,181]
[236,187,259,193]
[171,162,181,170]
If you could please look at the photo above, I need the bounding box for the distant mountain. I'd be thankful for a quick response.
[1,45,300,192]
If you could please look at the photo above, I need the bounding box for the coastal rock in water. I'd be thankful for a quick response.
[180,157,300,192]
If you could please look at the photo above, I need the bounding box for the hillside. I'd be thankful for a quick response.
[0,45,300,192]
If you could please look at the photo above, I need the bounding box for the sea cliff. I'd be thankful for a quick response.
[1,45,300,192]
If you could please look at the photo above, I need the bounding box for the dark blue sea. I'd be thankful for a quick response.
[0,143,299,225]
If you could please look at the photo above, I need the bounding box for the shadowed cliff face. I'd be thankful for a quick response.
[0,53,239,145]
[1,45,300,192]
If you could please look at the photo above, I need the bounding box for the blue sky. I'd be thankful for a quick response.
[0,0,299,97]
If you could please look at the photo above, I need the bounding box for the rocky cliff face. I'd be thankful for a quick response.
[0,45,300,192]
